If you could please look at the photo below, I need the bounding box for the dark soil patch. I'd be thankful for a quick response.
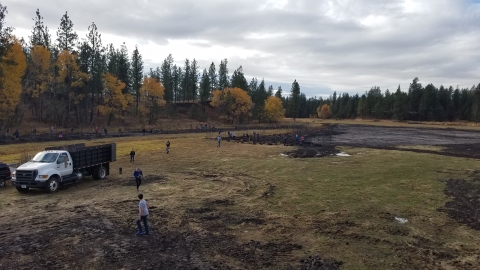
[439,178,480,230]
[301,254,343,270]
[286,145,339,158]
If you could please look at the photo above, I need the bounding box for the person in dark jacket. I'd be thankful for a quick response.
[133,168,143,191]
[166,140,170,154]
[13,130,19,141]
[130,149,136,162]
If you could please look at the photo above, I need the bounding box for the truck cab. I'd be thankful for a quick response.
[11,151,74,192]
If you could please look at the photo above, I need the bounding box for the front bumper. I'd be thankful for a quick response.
[11,179,48,188]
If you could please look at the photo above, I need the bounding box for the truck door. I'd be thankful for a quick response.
[56,152,73,177]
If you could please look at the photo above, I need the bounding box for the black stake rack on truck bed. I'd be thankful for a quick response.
[45,143,116,170]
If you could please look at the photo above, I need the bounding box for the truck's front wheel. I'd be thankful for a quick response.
[0,180,5,187]
[46,176,60,193]
[93,166,107,180]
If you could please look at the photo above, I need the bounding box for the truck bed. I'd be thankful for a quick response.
[46,143,116,170]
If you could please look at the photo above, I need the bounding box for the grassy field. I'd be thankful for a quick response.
[1,131,479,269]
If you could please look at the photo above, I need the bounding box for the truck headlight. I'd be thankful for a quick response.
[11,171,16,179]
[38,175,49,179]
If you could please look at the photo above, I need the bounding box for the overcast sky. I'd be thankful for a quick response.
[6,0,480,98]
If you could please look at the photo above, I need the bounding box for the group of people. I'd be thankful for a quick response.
[4,129,20,141]
[131,140,170,236]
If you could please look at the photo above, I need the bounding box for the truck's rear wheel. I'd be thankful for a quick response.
[46,176,60,193]
[16,186,29,192]
[93,166,107,180]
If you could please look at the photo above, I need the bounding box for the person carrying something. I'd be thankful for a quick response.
[166,140,170,154]
[133,168,143,191]
[136,194,149,235]
[130,149,136,162]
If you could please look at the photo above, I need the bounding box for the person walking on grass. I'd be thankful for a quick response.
[166,140,170,154]
[136,193,149,235]
[217,134,221,147]
[134,167,143,191]
[130,149,136,162]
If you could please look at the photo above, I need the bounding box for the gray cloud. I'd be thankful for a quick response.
[6,0,480,97]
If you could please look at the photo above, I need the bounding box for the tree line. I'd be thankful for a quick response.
[0,5,479,128]
[0,6,289,127]
[289,77,480,123]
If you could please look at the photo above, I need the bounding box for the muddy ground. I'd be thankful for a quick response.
[2,124,480,269]
[0,172,341,270]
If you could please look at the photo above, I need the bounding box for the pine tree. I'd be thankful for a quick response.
[231,66,249,91]
[199,69,211,106]
[30,9,51,49]
[56,11,78,52]
[190,58,199,102]
[85,22,104,122]
[218,58,229,90]
[288,80,300,120]
[208,62,217,93]
[275,86,282,99]
[160,54,174,103]
[117,43,131,94]
[131,45,143,113]
[182,59,190,102]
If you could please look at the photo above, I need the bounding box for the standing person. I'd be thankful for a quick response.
[166,140,170,154]
[32,127,36,136]
[301,135,305,145]
[95,126,99,135]
[295,134,299,145]
[217,134,221,147]
[104,128,108,136]
[58,131,63,138]
[136,193,149,235]
[283,135,287,146]
[13,130,19,141]
[142,128,146,136]
[133,168,143,191]
[50,125,54,136]
[130,149,136,162]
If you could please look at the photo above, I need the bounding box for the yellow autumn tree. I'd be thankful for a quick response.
[211,87,252,123]
[27,45,51,119]
[99,73,128,125]
[0,38,27,122]
[265,96,285,122]
[56,50,89,124]
[140,76,166,124]
[317,104,333,119]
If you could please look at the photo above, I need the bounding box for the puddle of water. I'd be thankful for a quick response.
[336,152,351,157]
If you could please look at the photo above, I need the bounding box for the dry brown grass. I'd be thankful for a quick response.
[1,132,480,269]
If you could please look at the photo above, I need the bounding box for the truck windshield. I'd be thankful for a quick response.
[31,153,59,163]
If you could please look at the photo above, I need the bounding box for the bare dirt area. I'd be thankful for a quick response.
[0,171,340,270]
